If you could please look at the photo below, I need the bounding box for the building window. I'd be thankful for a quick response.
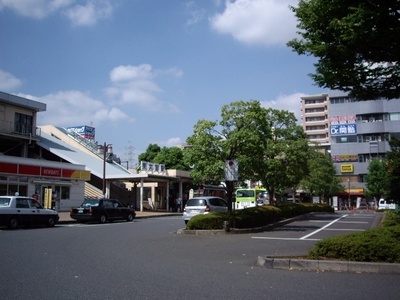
[15,113,33,135]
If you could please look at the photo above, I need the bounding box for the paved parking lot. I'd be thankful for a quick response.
[251,211,380,242]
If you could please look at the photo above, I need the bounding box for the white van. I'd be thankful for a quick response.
[378,198,398,210]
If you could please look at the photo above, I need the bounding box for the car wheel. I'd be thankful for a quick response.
[126,213,134,222]
[99,214,107,224]
[9,217,19,229]
[46,217,56,227]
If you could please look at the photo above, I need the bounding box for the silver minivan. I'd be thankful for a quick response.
[182,196,228,224]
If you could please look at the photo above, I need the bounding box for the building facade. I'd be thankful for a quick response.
[0,91,90,210]
[302,93,400,206]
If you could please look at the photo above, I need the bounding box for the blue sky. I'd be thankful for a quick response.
[0,0,326,164]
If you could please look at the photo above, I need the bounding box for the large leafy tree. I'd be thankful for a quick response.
[184,100,272,214]
[154,146,189,170]
[251,109,310,201]
[288,0,400,100]
[184,100,310,213]
[386,137,400,203]
[301,149,343,203]
[365,158,388,201]
[138,144,161,163]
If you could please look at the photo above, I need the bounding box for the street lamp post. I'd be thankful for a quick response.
[347,177,351,209]
[98,142,113,198]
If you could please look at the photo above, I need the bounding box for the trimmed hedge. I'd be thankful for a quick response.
[308,210,400,263]
[185,203,334,230]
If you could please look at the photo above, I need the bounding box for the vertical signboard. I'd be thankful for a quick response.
[224,160,238,181]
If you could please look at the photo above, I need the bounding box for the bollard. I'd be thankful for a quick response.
[223,221,230,232]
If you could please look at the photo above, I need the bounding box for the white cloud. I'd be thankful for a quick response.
[106,64,182,113]
[183,1,206,26]
[0,0,113,26]
[260,92,306,123]
[32,90,133,126]
[0,0,73,19]
[65,0,113,26]
[210,0,298,47]
[164,137,184,147]
[110,64,154,82]
[0,70,22,90]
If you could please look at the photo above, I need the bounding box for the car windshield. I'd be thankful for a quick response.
[187,199,206,206]
[81,199,100,207]
[0,197,11,206]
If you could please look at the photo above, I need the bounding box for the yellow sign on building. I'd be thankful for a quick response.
[341,164,354,173]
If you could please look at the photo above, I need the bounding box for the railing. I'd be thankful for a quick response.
[0,120,41,138]
[64,128,101,157]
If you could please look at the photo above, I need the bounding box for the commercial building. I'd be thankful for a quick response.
[0,91,89,210]
[0,91,192,212]
[301,93,400,206]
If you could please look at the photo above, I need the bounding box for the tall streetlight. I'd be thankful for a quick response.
[98,143,113,198]
[347,177,351,208]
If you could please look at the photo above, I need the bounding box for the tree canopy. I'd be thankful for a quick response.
[386,137,400,203]
[301,149,343,202]
[365,158,388,200]
[138,144,189,170]
[184,100,310,211]
[288,0,400,100]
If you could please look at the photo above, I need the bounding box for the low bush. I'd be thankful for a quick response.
[308,210,400,263]
[186,203,334,230]
[186,213,227,230]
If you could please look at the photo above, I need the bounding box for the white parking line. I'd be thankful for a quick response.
[252,236,320,241]
[300,214,348,240]
[338,221,368,224]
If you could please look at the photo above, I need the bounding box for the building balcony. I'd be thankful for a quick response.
[0,120,41,140]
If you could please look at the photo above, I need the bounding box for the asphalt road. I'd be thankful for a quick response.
[0,211,398,300]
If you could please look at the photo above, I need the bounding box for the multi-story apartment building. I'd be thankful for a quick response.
[300,94,330,151]
[302,93,400,207]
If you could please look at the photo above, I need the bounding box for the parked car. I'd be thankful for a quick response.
[70,198,136,223]
[0,196,59,229]
[378,198,398,210]
[182,196,228,224]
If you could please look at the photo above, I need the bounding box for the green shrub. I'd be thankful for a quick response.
[186,213,227,230]
[309,225,400,263]
[381,210,400,227]
[185,203,334,230]
[233,205,282,228]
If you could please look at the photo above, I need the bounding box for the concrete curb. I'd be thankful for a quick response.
[257,256,400,274]
[57,213,180,224]
[177,215,303,235]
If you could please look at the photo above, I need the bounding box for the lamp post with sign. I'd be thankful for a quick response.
[347,177,351,208]
[98,143,113,198]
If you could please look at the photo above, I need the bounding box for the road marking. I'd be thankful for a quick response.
[300,214,348,240]
[252,236,320,241]
[323,228,364,231]
[338,221,368,224]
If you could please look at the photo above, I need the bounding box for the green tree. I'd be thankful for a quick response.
[251,109,310,201]
[288,0,400,100]
[184,100,310,213]
[184,100,272,215]
[154,146,188,170]
[137,144,161,163]
[386,137,400,204]
[301,149,343,203]
[365,158,388,201]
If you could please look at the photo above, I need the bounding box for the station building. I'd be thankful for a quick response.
[0,91,192,212]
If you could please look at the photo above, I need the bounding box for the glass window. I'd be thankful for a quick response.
[16,199,29,208]
[61,186,70,199]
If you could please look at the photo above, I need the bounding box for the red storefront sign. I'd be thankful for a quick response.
[0,162,90,180]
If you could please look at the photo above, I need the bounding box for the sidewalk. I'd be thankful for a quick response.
[58,210,182,223]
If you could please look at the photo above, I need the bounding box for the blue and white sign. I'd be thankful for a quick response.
[330,124,357,135]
